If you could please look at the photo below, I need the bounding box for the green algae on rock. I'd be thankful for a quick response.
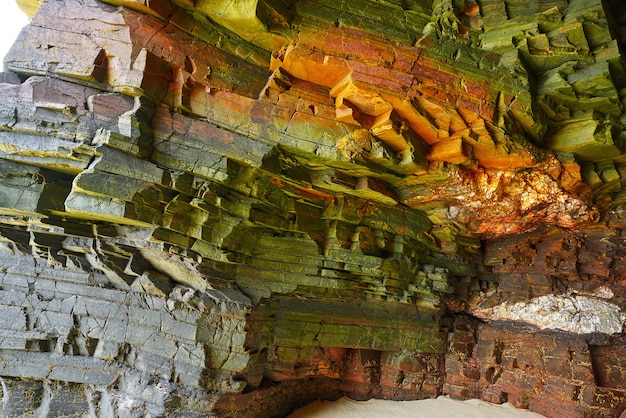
[1,0,626,416]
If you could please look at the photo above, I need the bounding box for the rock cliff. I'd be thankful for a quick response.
[1,0,626,416]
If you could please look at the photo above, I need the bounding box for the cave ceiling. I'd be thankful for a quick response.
[1,0,626,416]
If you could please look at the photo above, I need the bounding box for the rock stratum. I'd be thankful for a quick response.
[1,0,626,416]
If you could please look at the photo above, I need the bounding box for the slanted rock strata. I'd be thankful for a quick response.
[0,0,626,416]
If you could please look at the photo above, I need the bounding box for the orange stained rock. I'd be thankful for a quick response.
[332,80,394,129]
[468,135,535,170]
[347,59,414,92]
[369,120,412,155]
[268,44,423,159]
[476,170,591,236]
[335,106,360,125]
[342,90,393,121]
[321,28,396,65]
[456,106,481,125]
[380,94,439,145]
[410,55,495,120]
[559,161,587,194]
[189,88,255,122]
[447,108,471,133]
[266,41,521,176]
[461,1,481,17]
[428,137,467,165]
[404,157,592,238]
[411,94,470,135]
[183,0,288,52]
[270,44,404,127]
[121,8,270,98]
[270,46,352,90]
[460,118,535,170]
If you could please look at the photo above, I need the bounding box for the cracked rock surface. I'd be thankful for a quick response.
[1,0,626,416]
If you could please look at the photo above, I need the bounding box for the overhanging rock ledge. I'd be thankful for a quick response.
[1,0,626,416]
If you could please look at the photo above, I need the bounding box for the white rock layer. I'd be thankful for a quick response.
[486,288,625,334]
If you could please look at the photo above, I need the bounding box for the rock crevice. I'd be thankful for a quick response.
[1,0,626,416]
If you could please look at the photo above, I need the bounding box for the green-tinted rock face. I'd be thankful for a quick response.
[1,0,626,416]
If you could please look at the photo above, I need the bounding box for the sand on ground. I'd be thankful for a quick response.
[289,395,547,418]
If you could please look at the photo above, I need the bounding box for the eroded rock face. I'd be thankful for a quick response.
[1,0,626,416]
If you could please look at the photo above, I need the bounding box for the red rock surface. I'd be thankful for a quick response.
[0,0,626,416]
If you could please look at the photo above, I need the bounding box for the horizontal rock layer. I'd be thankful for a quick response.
[0,0,626,416]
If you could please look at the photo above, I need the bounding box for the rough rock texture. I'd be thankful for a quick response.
[1,0,626,416]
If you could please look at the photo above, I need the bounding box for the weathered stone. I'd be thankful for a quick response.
[1,0,626,416]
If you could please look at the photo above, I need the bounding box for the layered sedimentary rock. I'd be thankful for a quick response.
[1,0,626,416]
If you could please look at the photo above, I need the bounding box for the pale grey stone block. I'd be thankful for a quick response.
[33,310,74,335]
[94,340,121,361]
[173,344,206,368]
[78,316,107,339]
[55,280,128,303]
[161,315,197,342]
[84,368,118,385]
[132,350,173,381]
[0,336,26,349]
[0,289,28,306]
[146,333,179,358]
[0,305,26,330]
[1,272,29,289]
[128,306,161,328]
[84,297,128,322]
[48,365,86,383]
